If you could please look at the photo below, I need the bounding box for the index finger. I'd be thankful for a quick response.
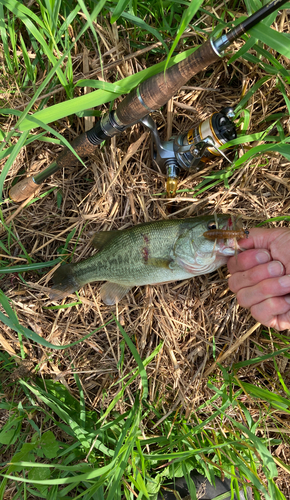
[238,227,289,250]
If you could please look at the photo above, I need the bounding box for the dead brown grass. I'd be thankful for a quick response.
[1,9,290,496]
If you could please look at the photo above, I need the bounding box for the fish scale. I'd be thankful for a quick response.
[50,215,241,305]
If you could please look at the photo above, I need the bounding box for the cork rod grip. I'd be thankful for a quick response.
[9,176,39,202]
[56,132,98,169]
[116,40,219,126]
[9,132,99,202]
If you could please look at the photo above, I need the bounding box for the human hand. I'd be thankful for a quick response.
[227,227,290,330]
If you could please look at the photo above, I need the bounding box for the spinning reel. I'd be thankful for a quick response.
[141,107,237,197]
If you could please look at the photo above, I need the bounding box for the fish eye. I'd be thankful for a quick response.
[207,221,217,230]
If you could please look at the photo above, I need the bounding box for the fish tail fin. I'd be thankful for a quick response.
[49,263,80,300]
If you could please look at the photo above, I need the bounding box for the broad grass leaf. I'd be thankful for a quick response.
[0,0,111,199]
[233,143,290,167]
[17,45,198,132]
[0,422,21,445]
[244,0,262,14]
[2,460,116,485]
[19,115,87,166]
[220,129,277,148]
[252,44,290,79]
[257,216,290,225]
[0,132,47,162]
[243,53,281,75]
[0,442,35,498]
[239,381,290,411]
[0,0,47,31]
[181,463,197,500]
[128,472,150,499]
[39,431,60,459]
[267,479,287,500]
[75,79,131,93]
[28,465,50,484]
[249,24,290,58]
[19,380,113,455]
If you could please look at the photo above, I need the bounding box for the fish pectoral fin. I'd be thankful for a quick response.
[146,258,171,269]
[100,282,132,305]
[91,230,119,251]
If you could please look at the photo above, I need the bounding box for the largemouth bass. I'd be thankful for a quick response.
[50,215,240,305]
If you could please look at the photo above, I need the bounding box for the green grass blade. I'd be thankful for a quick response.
[0,290,114,349]
[110,0,131,23]
[1,0,68,87]
[0,130,29,200]
[235,76,271,113]
[115,10,167,52]
[0,259,61,273]
[17,45,198,132]
[233,346,290,369]
[228,36,256,64]
[164,0,203,71]
[75,79,132,93]
[249,24,290,58]
[19,34,35,83]
[239,381,290,411]
[2,461,116,485]
[113,315,148,399]
[0,5,13,72]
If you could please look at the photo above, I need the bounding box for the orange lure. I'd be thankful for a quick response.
[203,228,249,240]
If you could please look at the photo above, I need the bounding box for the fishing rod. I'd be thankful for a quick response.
[9,0,288,202]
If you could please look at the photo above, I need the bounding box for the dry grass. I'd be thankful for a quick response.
[1,11,290,496]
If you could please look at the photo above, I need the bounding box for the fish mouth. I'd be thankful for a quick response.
[219,245,236,256]
[215,216,241,256]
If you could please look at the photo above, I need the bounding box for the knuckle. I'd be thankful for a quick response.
[228,275,235,292]
[236,289,249,308]
[250,304,267,325]
[228,275,240,293]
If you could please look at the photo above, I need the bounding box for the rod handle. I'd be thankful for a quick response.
[9,176,39,202]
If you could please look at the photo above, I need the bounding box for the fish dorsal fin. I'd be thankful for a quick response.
[100,282,132,305]
[91,230,119,251]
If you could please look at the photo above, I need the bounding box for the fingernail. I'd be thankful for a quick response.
[268,261,284,277]
[285,295,290,304]
[279,275,290,288]
[256,250,271,264]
